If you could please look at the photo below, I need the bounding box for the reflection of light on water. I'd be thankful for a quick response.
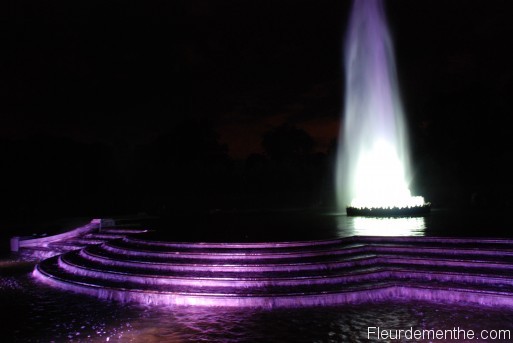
[353,217,426,236]
[336,216,426,237]
[5,259,513,341]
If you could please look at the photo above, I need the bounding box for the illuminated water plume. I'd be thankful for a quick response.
[336,0,425,210]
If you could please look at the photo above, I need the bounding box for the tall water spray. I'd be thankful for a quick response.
[336,0,425,211]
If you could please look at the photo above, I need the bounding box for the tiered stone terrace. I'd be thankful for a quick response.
[33,235,513,308]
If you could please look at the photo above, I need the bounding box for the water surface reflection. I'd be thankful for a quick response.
[334,214,426,237]
[351,216,425,236]
[2,272,512,343]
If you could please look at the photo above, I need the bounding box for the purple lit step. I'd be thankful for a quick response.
[118,237,357,254]
[85,241,513,268]
[39,255,513,297]
[65,250,379,279]
[13,219,151,260]
[101,239,513,263]
[79,248,377,273]
[58,259,513,291]
[33,262,513,308]
[57,257,390,289]
[86,242,377,265]
[372,245,513,258]
[100,242,367,261]
[382,255,513,271]
[123,236,346,249]
[98,228,149,234]
[84,233,128,240]
[79,245,513,278]
[64,251,383,281]
[51,238,105,245]
[355,236,513,245]
[79,247,513,281]
[125,236,513,248]
[33,236,513,308]
[45,242,85,250]
[60,249,513,289]
[37,257,396,295]
[33,263,400,307]
[120,236,513,254]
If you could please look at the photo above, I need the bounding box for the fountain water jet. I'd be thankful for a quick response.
[336,0,429,215]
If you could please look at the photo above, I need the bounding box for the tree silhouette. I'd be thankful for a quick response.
[134,119,231,213]
[261,124,314,162]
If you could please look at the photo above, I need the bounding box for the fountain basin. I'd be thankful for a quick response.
[32,234,513,308]
[346,203,431,217]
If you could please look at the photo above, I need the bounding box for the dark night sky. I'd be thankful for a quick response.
[2,0,513,254]
[3,0,513,157]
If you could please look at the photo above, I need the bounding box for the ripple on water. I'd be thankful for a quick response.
[3,268,513,342]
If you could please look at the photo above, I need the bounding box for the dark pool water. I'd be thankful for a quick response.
[2,209,513,342]
[142,208,513,242]
[2,271,513,342]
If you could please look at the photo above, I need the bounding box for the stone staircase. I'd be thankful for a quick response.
[13,219,150,260]
[33,236,513,308]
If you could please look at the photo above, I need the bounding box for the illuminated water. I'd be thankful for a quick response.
[336,0,423,209]
[2,210,513,341]
[2,272,513,342]
[144,209,513,242]
[10,225,506,338]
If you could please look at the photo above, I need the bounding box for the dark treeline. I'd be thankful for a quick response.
[0,121,336,221]
[2,114,512,222]
[0,135,123,219]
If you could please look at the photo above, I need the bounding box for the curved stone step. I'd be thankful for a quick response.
[101,239,513,264]
[70,250,379,278]
[83,242,513,272]
[79,247,513,284]
[33,236,513,308]
[57,254,388,289]
[84,233,128,240]
[117,237,359,254]
[80,246,377,272]
[60,249,513,289]
[102,240,367,260]
[36,256,393,295]
[33,257,513,308]
[124,236,348,249]
[121,235,513,255]
[13,218,151,259]
[98,228,149,234]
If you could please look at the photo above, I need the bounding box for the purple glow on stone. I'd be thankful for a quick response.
[124,236,340,249]
[100,241,363,260]
[33,236,513,308]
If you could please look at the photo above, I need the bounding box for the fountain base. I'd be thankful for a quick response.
[32,227,513,308]
[346,203,431,217]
